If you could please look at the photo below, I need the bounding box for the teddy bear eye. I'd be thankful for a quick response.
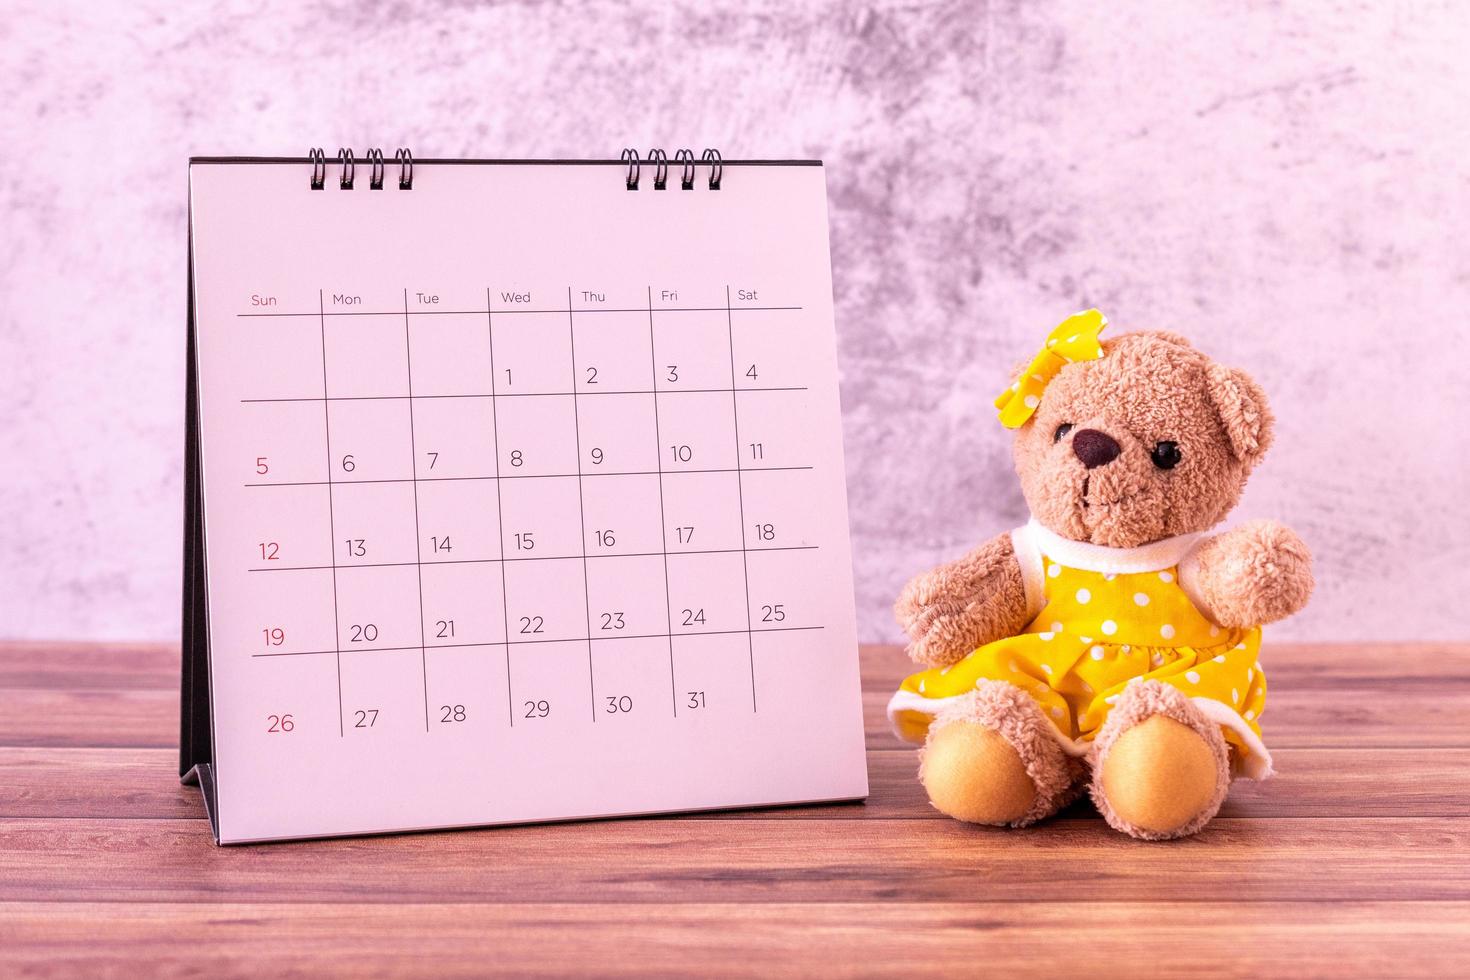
[1151,441,1183,470]
[1053,423,1074,443]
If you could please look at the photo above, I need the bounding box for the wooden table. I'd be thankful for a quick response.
[2,641,1467,976]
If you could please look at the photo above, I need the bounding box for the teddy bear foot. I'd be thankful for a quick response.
[919,680,1079,827]
[1089,680,1231,840]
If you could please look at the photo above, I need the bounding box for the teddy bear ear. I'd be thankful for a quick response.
[1205,362,1275,465]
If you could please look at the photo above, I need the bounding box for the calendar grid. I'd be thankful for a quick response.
[401,288,433,732]
[316,289,346,737]
[247,285,820,731]
[565,287,600,723]
[646,285,680,718]
[484,289,516,727]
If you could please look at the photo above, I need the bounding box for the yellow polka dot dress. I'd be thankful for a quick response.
[888,521,1273,779]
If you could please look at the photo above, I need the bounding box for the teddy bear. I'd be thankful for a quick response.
[886,310,1314,840]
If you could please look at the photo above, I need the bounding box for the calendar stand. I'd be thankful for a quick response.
[181,206,222,840]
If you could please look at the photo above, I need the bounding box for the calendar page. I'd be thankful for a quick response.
[186,158,867,843]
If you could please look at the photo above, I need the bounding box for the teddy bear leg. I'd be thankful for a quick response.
[919,679,1078,827]
[1089,680,1231,840]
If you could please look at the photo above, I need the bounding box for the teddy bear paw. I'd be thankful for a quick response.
[1192,519,1315,627]
[1089,681,1231,840]
[919,680,1081,827]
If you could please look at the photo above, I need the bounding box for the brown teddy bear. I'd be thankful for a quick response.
[887,311,1314,840]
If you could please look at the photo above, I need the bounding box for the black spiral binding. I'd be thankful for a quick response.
[308,148,326,190]
[674,149,696,189]
[366,148,385,190]
[647,149,668,190]
[337,147,355,189]
[622,147,722,190]
[394,148,413,189]
[620,148,640,190]
[701,148,723,190]
[310,147,721,191]
[306,147,411,189]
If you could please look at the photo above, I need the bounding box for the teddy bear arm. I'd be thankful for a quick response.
[1181,519,1314,629]
[894,532,1032,668]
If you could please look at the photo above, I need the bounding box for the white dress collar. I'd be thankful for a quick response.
[1025,518,1202,575]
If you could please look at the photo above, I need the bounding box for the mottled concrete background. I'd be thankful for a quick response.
[2,1,1466,643]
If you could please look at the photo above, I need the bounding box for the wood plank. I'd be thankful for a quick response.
[1,817,1466,904]
[3,901,1468,978]
[0,689,177,748]
[0,641,179,690]
[0,749,205,821]
[5,746,1468,822]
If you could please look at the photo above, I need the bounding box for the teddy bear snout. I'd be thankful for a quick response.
[1072,428,1122,469]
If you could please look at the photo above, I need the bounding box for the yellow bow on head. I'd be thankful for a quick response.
[993,309,1108,429]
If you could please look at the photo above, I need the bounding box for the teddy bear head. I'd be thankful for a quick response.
[1012,330,1273,549]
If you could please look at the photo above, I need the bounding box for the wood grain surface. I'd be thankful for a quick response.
[1,641,1466,977]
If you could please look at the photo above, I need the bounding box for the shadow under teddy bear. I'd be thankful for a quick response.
[887,311,1314,841]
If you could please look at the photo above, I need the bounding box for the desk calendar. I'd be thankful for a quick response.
[181,149,868,843]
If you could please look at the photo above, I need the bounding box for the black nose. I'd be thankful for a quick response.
[1072,429,1122,469]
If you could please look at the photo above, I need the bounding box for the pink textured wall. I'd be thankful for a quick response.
[2,1,1466,643]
